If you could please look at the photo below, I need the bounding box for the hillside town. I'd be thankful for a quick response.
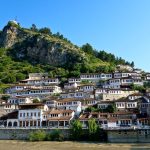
[0,65,150,142]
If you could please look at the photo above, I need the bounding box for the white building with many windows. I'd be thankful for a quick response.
[18,103,48,127]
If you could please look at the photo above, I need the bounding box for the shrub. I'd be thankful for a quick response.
[29,130,46,141]
[45,133,51,141]
[50,129,64,141]
[70,120,83,140]
[88,118,99,141]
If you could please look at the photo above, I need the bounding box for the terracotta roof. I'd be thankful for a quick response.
[48,109,74,115]
[97,101,114,104]
[109,111,136,115]
[129,93,143,96]
[47,116,72,121]
[107,117,118,122]
[115,97,140,103]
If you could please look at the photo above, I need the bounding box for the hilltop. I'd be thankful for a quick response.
[0,21,134,92]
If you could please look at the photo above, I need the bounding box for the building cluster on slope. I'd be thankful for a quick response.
[0,69,150,130]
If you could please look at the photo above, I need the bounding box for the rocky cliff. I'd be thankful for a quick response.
[0,21,86,67]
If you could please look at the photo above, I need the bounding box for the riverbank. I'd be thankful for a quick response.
[0,141,150,150]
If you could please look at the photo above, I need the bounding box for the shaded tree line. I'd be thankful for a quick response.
[81,43,134,67]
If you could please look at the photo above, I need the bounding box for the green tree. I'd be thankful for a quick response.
[144,82,150,88]
[81,43,94,55]
[15,73,26,81]
[131,61,135,68]
[50,129,64,141]
[39,27,52,35]
[33,99,40,103]
[85,106,99,112]
[30,24,38,32]
[88,118,99,140]
[131,83,145,93]
[70,119,83,140]
[1,95,10,101]
[106,104,116,113]
[2,73,16,83]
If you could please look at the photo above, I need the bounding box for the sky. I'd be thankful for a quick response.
[0,0,150,71]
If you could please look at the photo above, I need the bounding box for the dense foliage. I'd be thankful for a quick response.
[29,130,46,141]
[88,118,99,140]
[70,119,83,140]
[85,104,116,113]
[28,129,64,142]
[81,43,134,66]
[70,119,107,141]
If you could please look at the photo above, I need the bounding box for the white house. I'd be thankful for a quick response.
[60,90,94,99]
[80,73,112,83]
[68,78,81,84]
[115,98,139,110]
[7,96,32,104]
[102,89,137,101]
[18,103,48,127]
[20,73,59,86]
[97,101,114,109]
[56,98,82,115]
[0,103,18,113]
[46,109,75,128]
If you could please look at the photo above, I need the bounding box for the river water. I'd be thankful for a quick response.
[0,141,150,150]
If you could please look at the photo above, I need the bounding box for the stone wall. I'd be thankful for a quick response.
[0,128,71,140]
[107,129,150,143]
[1,128,150,143]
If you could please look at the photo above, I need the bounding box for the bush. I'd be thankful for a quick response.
[39,27,52,35]
[70,120,83,140]
[29,130,46,141]
[1,95,10,100]
[28,130,64,142]
[50,129,64,141]
[88,118,99,141]
[45,133,51,141]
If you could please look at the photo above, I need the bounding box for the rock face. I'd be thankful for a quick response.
[0,25,19,48]
[0,21,85,67]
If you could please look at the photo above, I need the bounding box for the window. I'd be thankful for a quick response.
[38,112,40,117]
[104,120,107,124]
[20,113,22,117]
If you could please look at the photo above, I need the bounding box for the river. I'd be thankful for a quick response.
[0,141,150,150]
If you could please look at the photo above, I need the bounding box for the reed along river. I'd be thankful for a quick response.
[0,141,150,150]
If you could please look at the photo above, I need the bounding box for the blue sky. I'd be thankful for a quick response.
[0,0,150,71]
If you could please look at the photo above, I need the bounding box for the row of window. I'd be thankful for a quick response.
[48,113,72,117]
[9,99,25,104]
[5,105,12,108]
[28,79,58,83]
[20,112,40,117]
[16,90,52,95]
[108,91,122,94]
[141,104,150,107]
[69,79,80,82]
[57,101,78,106]
[81,74,112,78]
